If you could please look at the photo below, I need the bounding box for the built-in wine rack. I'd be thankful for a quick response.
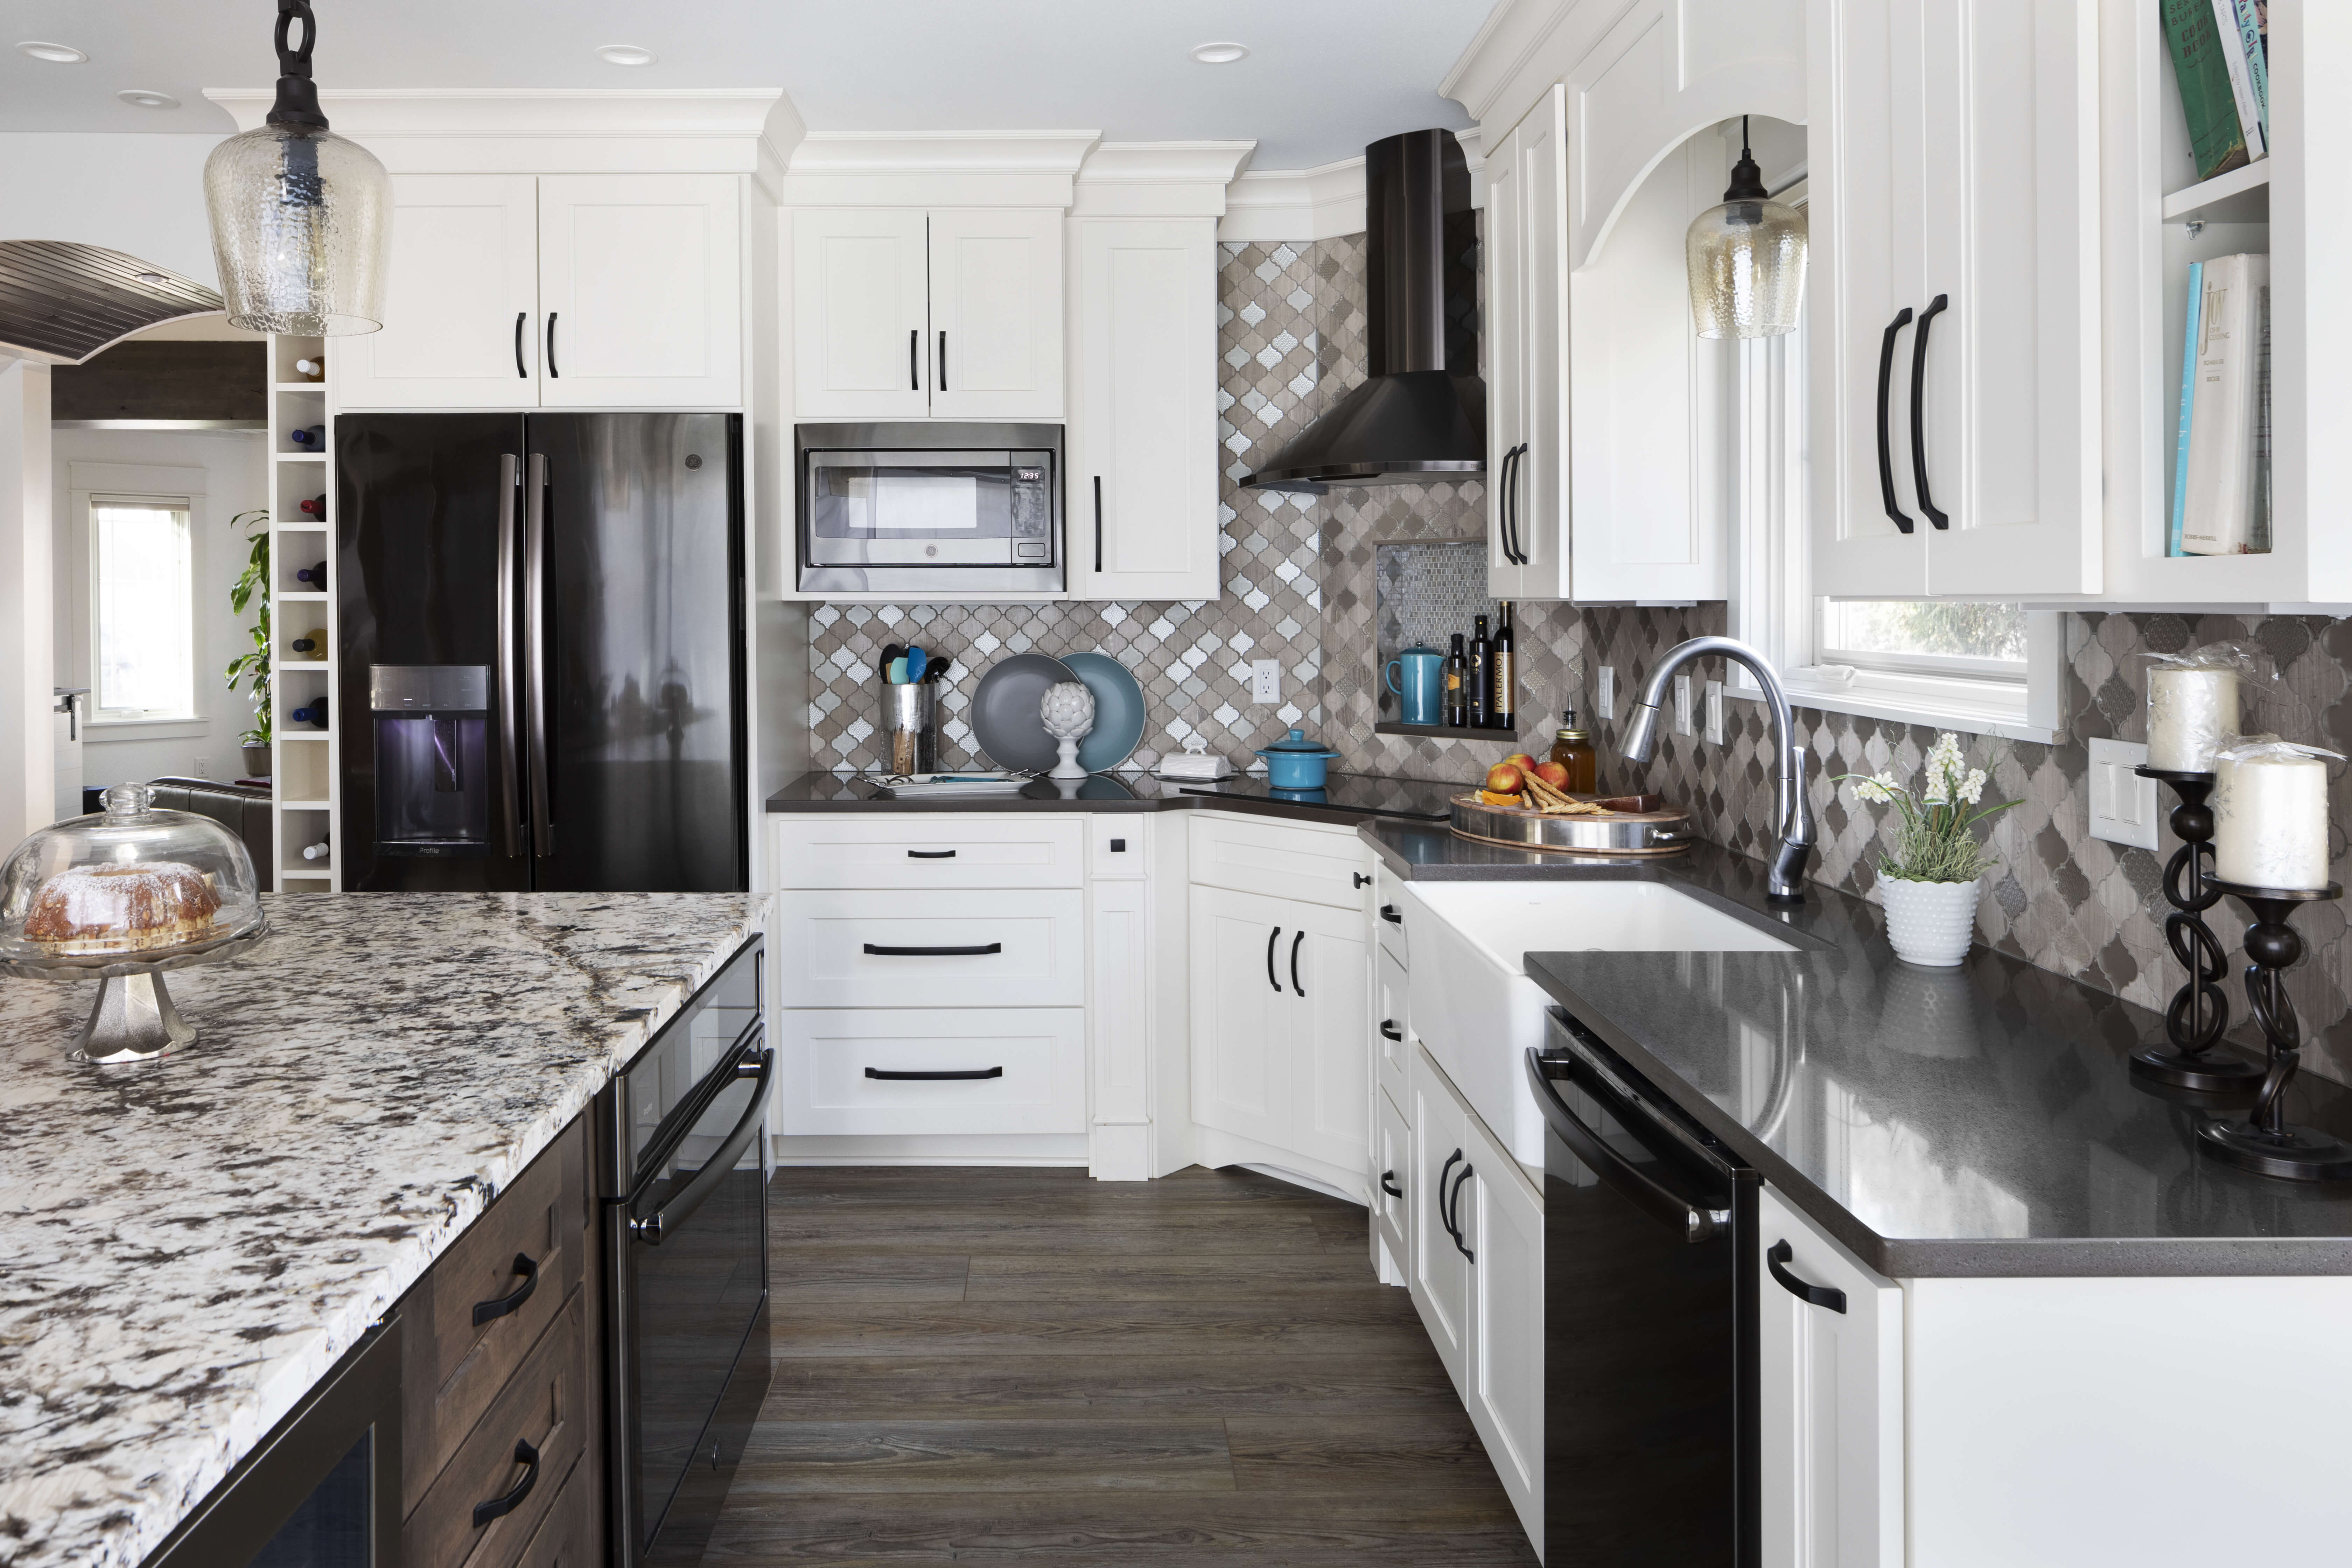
[266,335,337,892]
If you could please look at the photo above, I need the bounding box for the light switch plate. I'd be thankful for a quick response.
[2087,737,2158,850]
[1704,681,1726,746]
[1251,659,1281,703]
[1673,676,1694,735]
[1597,666,1616,721]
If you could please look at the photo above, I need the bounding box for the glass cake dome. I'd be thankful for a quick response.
[0,784,265,965]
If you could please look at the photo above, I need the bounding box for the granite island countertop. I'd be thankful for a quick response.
[1359,819,2352,1278]
[0,891,765,1568]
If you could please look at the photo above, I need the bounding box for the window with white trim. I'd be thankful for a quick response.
[90,495,197,721]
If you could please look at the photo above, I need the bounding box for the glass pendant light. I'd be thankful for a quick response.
[1685,117,1805,339]
[203,0,390,335]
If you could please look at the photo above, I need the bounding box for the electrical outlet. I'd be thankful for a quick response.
[2087,737,2158,849]
[1673,676,1694,736]
[1704,680,1726,746]
[193,756,213,781]
[1597,666,1616,720]
[1251,659,1281,703]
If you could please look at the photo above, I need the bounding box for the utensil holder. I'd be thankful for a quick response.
[2130,767,2263,1093]
[882,680,937,777]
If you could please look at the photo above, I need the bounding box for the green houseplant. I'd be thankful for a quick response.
[225,507,272,777]
[1837,733,2019,966]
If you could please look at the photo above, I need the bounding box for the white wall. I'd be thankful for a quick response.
[0,133,228,286]
[0,362,53,840]
[52,429,268,789]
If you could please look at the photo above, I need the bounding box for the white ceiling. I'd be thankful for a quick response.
[0,1,1489,167]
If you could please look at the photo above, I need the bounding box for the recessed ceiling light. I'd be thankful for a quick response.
[117,88,179,109]
[1190,42,1249,65]
[134,272,169,285]
[595,44,655,66]
[16,41,88,64]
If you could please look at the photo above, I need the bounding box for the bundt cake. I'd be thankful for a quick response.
[21,861,222,954]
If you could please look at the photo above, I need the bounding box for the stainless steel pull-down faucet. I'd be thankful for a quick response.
[1618,636,1815,903]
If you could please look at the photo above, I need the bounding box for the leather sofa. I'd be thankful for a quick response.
[145,777,276,892]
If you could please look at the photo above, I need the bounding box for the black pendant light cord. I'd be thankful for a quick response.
[1722,114,1768,204]
[267,0,330,129]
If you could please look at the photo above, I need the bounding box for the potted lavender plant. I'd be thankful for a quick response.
[1838,733,2018,966]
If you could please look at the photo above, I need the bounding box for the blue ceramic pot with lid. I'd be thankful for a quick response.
[1255,727,1341,789]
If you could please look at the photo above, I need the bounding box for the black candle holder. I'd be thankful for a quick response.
[2197,880,2352,1182]
[2130,767,2264,1092]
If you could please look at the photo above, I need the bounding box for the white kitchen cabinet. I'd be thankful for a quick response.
[1808,0,2100,597]
[334,175,540,409]
[776,1006,1085,1137]
[1375,946,1410,1119]
[537,175,742,408]
[1187,813,1371,913]
[1484,86,1569,601]
[1465,1112,1544,1551]
[1409,1043,1476,1387]
[773,888,1084,1009]
[1757,1184,1903,1568]
[1373,1086,1412,1280]
[1068,218,1221,600]
[791,207,1063,422]
[1088,874,1154,1180]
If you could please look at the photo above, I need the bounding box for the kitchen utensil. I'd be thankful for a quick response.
[906,645,928,682]
[924,655,954,684]
[878,642,906,680]
[881,679,937,776]
[1255,727,1341,790]
[887,657,909,684]
[1386,644,1445,726]
[1448,791,1690,855]
[969,653,1078,771]
[1040,680,1097,780]
[1061,651,1147,772]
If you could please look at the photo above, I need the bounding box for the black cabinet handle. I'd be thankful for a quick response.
[1266,926,1283,992]
[470,1253,539,1328]
[910,328,919,391]
[472,1438,540,1528]
[938,330,947,391]
[1380,904,1401,925]
[906,848,956,859]
[513,312,526,378]
[545,313,559,379]
[1289,929,1306,996]
[1353,872,1371,888]
[1379,1020,1402,1041]
[866,1065,1003,1080]
[1380,1170,1404,1199]
[1446,1161,1476,1262]
[1875,307,1914,534]
[1093,476,1104,574]
[1767,1240,1848,1313]
[1505,443,1530,565]
[1437,1149,1463,1246]
[1909,293,1950,530]
[862,942,1001,957]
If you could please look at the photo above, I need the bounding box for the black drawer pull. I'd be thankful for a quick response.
[470,1252,539,1328]
[906,848,957,859]
[1380,904,1401,925]
[866,1066,1004,1080]
[1353,872,1371,888]
[1446,1160,1476,1264]
[1875,306,1915,533]
[1909,293,1951,529]
[1379,1020,1402,1041]
[472,1437,540,1528]
[862,942,1002,957]
[513,311,526,378]
[1767,1240,1847,1312]
[1266,925,1283,992]
[1380,1170,1404,1199]
[1289,929,1306,996]
[1437,1149,1463,1249]
[545,313,559,379]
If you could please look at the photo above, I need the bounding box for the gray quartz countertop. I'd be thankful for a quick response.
[0,891,765,1568]
[768,768,1460,828]
[1360,820,2352,1278]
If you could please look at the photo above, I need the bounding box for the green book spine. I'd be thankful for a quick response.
[2161,0,2249,181]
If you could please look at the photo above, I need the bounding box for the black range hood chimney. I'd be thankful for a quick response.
[1244,128,1484,492]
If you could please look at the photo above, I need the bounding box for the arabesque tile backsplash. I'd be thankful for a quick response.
[803,234,2352,1090]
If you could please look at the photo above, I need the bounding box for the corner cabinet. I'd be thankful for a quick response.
[337,173,742,411]
[1808,0,2100,597]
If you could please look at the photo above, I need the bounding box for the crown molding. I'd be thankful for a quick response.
[1071,141,1256,219]
[202,88,798,176]
[779,130,1102,208]
[1219,129,1485,243]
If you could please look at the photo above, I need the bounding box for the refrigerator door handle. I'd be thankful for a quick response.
[496,454,524,857]
[524,451,554,857]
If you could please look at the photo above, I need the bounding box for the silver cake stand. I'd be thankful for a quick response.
[2,918,270,1063]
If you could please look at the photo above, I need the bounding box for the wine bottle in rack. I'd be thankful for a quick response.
[301,835,330,862]
[296,561,328,587]
[300,494,326,518]
[290,698,329,728]
[290,425,326,447]
[294,357,324,380]
[289,629,328,654]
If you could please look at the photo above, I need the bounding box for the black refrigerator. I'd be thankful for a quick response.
[334,413,746,892]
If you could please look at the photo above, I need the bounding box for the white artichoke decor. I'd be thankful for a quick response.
[1040,681,1097,779]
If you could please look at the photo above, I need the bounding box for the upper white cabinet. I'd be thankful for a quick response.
[1808,0,2100,597]
[1068,218,1222,601]
[1485,87,1570,601]
[338,173,742,412]
[791,207,1064,421]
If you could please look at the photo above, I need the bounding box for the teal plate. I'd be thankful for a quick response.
[1063,651,1147,772]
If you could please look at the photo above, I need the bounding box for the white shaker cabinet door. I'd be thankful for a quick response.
[1484,110,1529,598]
[1756,1183,1904,1568]
[927,208,1064,420]
[1373,1086,1412,1281]
[791,207,932,419]
[1409,1043,1476,1390]
[336,174,540,410]
[1465,1114,1544,1552]
[537,175,742,408]
[1069,218,1220,601]
[1186,885,1296,1152]
[1283,903,1371,1180]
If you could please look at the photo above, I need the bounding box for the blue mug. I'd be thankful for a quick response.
[1386,645,1444,725]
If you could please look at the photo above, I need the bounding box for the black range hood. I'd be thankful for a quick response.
[1244,128,1484,493]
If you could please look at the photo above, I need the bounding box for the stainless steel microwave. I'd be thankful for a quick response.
[796,422,1063,596]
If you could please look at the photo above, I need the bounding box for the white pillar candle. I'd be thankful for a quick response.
[2214,750,2332,890]
[2147,666,2239,771]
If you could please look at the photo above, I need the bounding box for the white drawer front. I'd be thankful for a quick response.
[1377,946,1411,1117]
[777,890,1083,1008]
[1088,812,1149,880]
[771,814,1086,889]
[1188,812,1370,911]
[777,1007,1085,1136]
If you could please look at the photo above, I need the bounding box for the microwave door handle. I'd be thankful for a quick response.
[496,454,523,856]
[1526,1051,1728,1243]
[629,1044,774,1245]
[524,452,553,857]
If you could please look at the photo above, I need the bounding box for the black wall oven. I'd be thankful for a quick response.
[1528,1012,1759,1566]
[600,937,772,1567]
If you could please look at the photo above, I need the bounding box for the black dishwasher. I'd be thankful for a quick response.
[1527,1012,1758,1566]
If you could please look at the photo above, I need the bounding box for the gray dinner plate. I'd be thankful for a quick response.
[968,652,1077,771]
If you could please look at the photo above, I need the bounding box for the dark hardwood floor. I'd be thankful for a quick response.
[702,1164,1540,1566]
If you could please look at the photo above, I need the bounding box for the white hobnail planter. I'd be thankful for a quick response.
[1878,875,1981,967]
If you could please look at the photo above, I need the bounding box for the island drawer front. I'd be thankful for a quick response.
[405,1286,590,1568]
[511,1456,588,1568]
[1188,814,1370,911]
[776,889,1084,1007]
[401,1119,590,1518]
[772,816,1086,890]
[776,1006,1086,1135]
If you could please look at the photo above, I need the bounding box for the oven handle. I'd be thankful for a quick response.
[1527,1048,1729,1243]
[629,1044,773,1246]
